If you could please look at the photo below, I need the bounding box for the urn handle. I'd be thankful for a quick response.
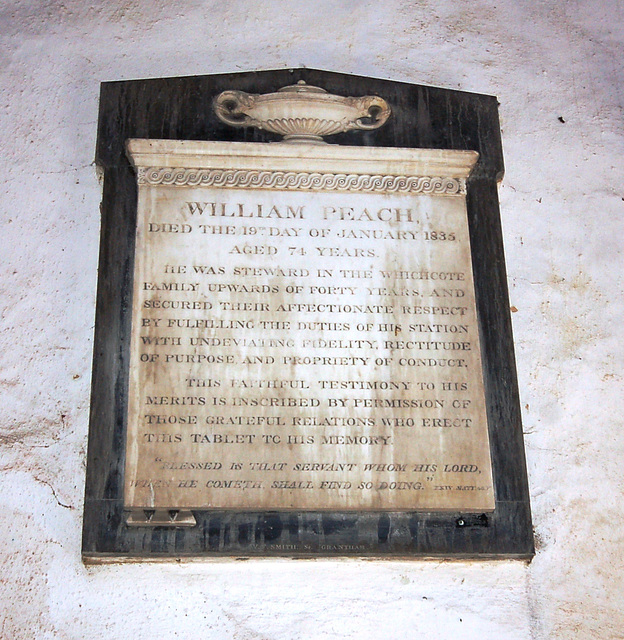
[350,95,392,130]
[213,90,259,128]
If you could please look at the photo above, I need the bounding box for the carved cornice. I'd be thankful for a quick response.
[137,167,465,195]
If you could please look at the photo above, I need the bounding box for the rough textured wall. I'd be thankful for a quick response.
[0,1,622,638]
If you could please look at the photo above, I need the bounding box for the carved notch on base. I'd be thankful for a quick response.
[126,509,197,527]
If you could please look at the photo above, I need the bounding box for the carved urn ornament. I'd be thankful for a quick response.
[214,80,391,144]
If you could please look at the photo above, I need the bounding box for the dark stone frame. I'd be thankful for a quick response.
[83,68,533,561]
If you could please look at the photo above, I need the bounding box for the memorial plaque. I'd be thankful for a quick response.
[124,140,494,515]
[83,69,533,560]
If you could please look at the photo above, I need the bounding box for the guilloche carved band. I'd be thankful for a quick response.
[137,167,465,195]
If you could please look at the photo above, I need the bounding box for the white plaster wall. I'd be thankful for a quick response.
[1,1,623,638]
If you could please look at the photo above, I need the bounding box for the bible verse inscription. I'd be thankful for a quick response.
[124,141,495,512]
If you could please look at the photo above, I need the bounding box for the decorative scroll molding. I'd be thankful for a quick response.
[137,167,465,195]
